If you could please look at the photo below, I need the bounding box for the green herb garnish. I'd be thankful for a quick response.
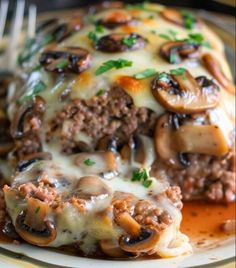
[35,207,40,214]
[96,89,106,96]
[56,59,69,69]
[143,179,153,188]
[18,80,47,104]
[158,72,169,80]
[158,33,171,40]
[125,1,150,11]
[170,67,187,79]
[87,31,98,43]
[95,59,133,76]
[95,25,105,33]
[133,68,158,79]
[84,158,96,166]
[181,11,195,30]
[87,25,105,44]
[131,168,152,188]
[122,36,137,48]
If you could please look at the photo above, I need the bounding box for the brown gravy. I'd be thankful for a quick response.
[181,201,235,242]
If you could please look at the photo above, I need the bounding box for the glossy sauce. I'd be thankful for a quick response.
[181,201,235,245]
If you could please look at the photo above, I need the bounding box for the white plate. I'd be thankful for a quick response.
[0,236,235,268]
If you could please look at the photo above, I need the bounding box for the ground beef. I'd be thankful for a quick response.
[162,152,235,203]
[14,134,42,159]
[48,87,157,154]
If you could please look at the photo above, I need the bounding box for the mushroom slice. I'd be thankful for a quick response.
[97,10,133,29]
[52,17,82,42]
[95,33,146,53]
[160,8,199,29]
[151,70,219,113]
[155,113,229,167]
[173,125,229,156]
[119,227,159,253]
[17,152,52,172]
[15,198,56,246]
[120,135,155,166]
[160,41,200,64]
[10,96,45,139]
[96,135,118,152]
[39,47,92,74]
[202,53,235,94]
[155,113,180,166]
[74,151,117,179]
[74,176,112,200]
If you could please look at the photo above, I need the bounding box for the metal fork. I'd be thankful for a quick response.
[0,0,37,74]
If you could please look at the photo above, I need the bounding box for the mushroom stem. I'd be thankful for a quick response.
[173,125,229,156]
[115,212,141,237]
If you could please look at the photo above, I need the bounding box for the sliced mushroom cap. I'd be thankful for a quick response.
[98,10,133,29]
[10,96,45,139]
[74,151,117,179]
[160,41,200,64]
[151,70,219,113]
[119,227,159,253]
[202,53,235,95]
[74,176,112,200]
[17,152,52,172]
[95,33,146,53]
[40,47,92,74]
[15,198,56,246]
[160,8,199,29]
[155,113,229,167]
[52,17,82,42]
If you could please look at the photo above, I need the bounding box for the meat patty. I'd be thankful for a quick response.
[47,87,157,154]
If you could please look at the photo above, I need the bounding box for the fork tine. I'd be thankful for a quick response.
[0,0,9,41]
[27,4,37,39]
[5,0,25,70]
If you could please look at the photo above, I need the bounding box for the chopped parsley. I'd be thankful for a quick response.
[35,207,40,214]
[87,31,98,43]
[122,36,137,48]
[96,89,106,96]
[133,68,158,79]
[88,25,105,44]
[170,67,187,79]
[56,59,69,69]
[84,158,96,166]
[159,30,211,48]
[125,1,150,11]
[159,29,178,41]
[131,168,152,188]
[181,11,196,30]
[18,80,47,104]
[95,59,133,76]
[95,25,105,33]
[158,72,169,80]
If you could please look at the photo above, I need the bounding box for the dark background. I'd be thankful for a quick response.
[8,0,236,16]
